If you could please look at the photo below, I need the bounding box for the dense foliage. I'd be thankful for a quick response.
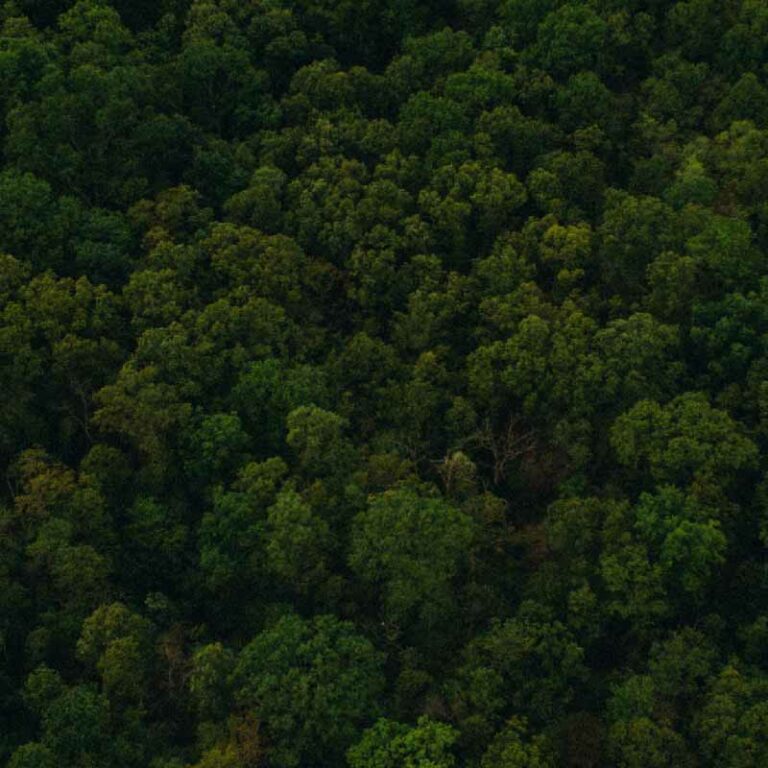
[2,0,768,765]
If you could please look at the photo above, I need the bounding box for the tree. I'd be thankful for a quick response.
[611,392,758,488]
[265,484,331,595]
[533,3,608,78]
[528,150,605,220]
[596,190,675,298]
[178,0,278,138]
[121,496,189,593]
[76,601,155,704]
[480,718,555,768]
[0,170,78,273]
[232,359,330,454]
[604,674,693,768]
[6,2,191,206]
[181,411,249,487]
[286,405,353,478]
[93,363,193,487]
[347,716,458,768]
[197,458,287,600]
[232,613,385,767]
[693,666,768,767]
[475,106,560,177]
[607,717,692,768]
[451,602,586,739]
[39,684,110,766]
[633,487,726,597]
[349,487,474,632]
[7,743,56,768]
[189,642,235,722]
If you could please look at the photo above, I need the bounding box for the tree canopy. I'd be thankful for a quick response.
[2,0,768,766]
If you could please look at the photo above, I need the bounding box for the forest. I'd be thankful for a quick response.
[2,0,768,765]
